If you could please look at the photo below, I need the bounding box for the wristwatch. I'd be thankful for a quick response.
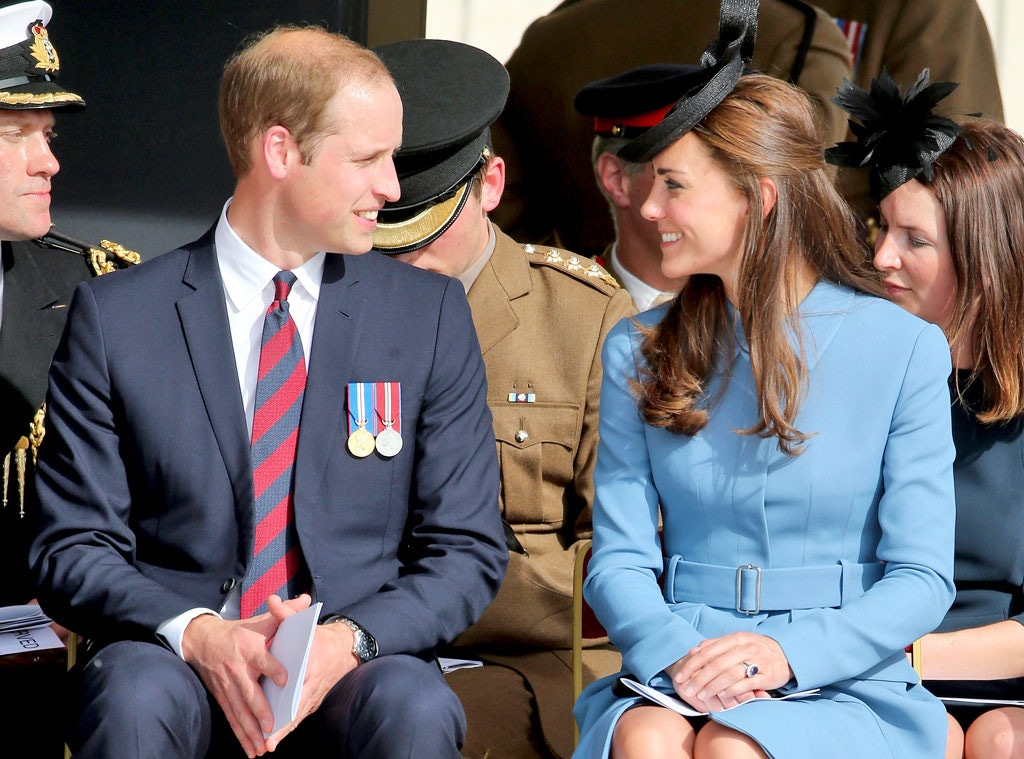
[330,616,379,663]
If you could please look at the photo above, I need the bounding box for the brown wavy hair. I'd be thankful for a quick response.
[923,119,1024,423]
[634,74,883,454]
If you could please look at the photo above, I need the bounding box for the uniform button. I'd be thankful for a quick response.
[221,578,236,593]
[515,429,528,443]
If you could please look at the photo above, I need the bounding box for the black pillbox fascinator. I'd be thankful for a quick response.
[616,0,759,163]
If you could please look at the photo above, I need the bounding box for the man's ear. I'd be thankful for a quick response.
[479,155,506,214]
[596,152,631,208]
[758,176,778,218]
[262,125,294,180]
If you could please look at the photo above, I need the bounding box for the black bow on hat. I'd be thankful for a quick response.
[616,0,759,163]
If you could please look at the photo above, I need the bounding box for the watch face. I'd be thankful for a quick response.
[358,630,379,661]
[347,621,378,662]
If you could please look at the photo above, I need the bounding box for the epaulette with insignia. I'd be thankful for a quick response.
[522,243,621,291]
[36,227,142,276]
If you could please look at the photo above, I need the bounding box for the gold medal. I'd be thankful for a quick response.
[347,426,376,458]
[347,381,376,458]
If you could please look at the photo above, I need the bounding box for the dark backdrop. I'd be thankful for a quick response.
[45,1,425,257]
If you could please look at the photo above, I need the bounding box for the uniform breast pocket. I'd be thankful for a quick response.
[492,402,580,525]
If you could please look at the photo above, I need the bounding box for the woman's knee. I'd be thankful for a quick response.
[611,706,696,758]
[964,707,1024,759]
[693,721,766,759]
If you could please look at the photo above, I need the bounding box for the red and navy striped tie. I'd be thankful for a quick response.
[241,270,307,618]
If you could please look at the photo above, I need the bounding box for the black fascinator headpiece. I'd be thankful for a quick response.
[617,0,759,163]
[825,67,962,200]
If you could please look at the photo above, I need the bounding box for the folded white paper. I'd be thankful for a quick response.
[262,602,322,736]
[0,603,51,632]
[0,623,63,656]
[439,657,484,674]
[940,696,1024,707]
[620,677,820,716]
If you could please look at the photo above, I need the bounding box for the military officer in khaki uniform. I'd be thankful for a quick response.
[490,0,854,260]
[815,0,1004,224]
[372,39,635,759]
[0,1,138,751]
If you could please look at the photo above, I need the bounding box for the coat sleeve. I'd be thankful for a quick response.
[30,282,203,642]
[584,317,708,683]
[770,324,956,689]
[880,0,1003,123]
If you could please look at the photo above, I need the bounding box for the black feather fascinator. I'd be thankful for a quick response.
[825,67,962,200]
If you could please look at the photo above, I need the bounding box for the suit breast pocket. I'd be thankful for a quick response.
[492,402,580,525]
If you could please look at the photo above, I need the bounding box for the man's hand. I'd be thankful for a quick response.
[263,610,362,749]
[181,594,310,757]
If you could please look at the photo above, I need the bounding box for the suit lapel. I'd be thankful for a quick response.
[295,252,366,501]
[176,232,254,509]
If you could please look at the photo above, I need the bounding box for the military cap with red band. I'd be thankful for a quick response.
[575,63,705,141]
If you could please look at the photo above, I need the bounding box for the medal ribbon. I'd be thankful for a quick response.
[347,382,374,435]
[373,382,401,435]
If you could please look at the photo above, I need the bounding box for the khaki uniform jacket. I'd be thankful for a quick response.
[446,227,633,757]
[815,0,1004,219]
[491,0,853,259]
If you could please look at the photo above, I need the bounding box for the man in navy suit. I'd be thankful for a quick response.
[30,25,506,759]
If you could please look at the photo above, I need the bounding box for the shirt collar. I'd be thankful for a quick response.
[608,243,676,311]
[459,222,497,294]
[215,198,325,310]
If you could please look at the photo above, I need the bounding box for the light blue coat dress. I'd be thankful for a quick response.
[573,282,956,758]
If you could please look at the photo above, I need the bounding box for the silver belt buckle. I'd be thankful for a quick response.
[735,564,761,614]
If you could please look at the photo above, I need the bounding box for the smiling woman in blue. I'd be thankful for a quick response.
[572,6,957,756]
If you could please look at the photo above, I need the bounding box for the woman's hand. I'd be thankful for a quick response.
[666,632,794,712]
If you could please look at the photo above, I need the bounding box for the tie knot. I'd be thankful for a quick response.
[273,270,297,302]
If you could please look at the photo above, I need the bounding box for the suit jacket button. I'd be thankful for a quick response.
[221,578,236,593]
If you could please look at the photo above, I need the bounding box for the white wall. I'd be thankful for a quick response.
[427,0,1022,132]
[425,0,561,64]
[979,0,1024,131]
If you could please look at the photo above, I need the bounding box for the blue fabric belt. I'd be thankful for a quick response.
[662,555,885,613]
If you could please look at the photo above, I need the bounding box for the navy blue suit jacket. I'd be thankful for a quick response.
[30,228,507,656]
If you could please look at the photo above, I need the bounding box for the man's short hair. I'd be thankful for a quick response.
[218,25,391,178]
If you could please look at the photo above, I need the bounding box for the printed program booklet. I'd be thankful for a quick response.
[620,676,820,717]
